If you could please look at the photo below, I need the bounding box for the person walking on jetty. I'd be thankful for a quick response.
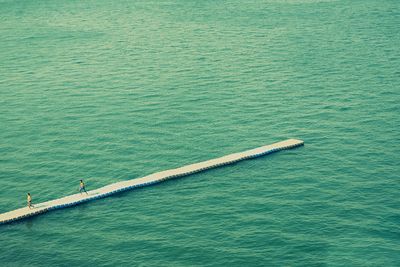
[79,180,88,195]
[27,193,33,209]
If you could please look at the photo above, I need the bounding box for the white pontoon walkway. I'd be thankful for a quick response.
[0,139,303,225]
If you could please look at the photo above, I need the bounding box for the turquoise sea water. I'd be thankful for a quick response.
[0,0,399,266]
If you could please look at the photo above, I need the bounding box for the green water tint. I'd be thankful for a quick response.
[0,0,399,266]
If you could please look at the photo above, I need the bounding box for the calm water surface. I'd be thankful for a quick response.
[0,0,399,266]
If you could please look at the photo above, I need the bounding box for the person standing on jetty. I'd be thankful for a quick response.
[27,193,33,209]
[79,180,88,195]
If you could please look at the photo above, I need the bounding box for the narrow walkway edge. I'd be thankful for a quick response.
[0,139,304,225]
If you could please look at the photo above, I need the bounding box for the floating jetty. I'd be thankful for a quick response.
[0,139,303,225]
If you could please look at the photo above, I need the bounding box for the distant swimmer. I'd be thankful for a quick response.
[27,193,33,209]
[79,180,88,195]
